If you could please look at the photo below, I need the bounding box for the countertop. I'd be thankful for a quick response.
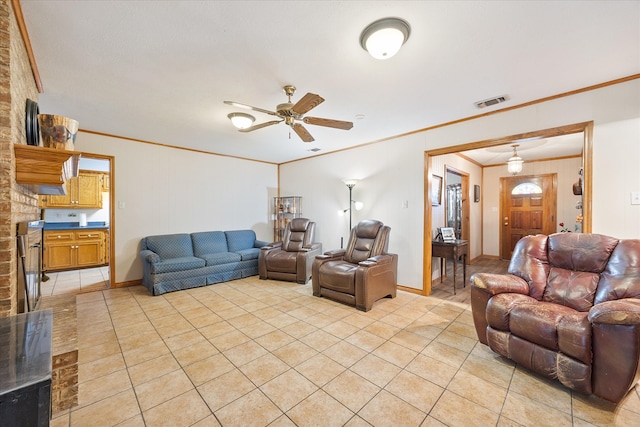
[43,221,109,230]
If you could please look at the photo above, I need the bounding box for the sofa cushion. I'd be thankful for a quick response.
[235,248,261,261]
[594,239,640,304]
[226,230,257,252]
[486,293,536,332]
[543,267,599,311]
[191,231,228,257]
[150,257,205,274]
[509,301,576,351]
[144,233,194,259]
[548,233,619,274]
[199,252,241,266]
[557,312,592,364]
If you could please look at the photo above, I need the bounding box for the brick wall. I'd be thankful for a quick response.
[0,0,40,317]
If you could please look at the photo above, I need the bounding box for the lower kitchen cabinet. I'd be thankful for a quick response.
[43,229,108,271]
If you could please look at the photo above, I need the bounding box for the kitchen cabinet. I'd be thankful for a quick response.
[101,173,110,191]
[273,196,302,241]
[39,170,102,208]
[43,229,108,271]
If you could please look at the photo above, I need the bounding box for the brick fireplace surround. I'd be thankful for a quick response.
[1,0,79,413]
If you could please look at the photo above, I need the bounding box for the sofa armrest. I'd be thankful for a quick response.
[589,298,640,325]
[589,298,640,403]
[140,249,160,263]
[254,240,269,248]
[470,272,529,296]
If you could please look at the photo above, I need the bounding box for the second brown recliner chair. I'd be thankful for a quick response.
[259,218,322,284]
[312,219,397,311]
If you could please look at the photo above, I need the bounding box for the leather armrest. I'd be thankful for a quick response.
[589,299,640,325]
[140,249,160,263]
[301,243,322,252]
[360,254,393,266]
[261,242,283,250]
[317,249,346,260]
[470,272,529,296]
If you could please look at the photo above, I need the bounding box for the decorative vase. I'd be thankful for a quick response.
[37,114,79,150]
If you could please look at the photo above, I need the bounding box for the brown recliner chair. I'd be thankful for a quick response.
[312,219,397,311]
[258,218,322,284]
[470,232,640,403]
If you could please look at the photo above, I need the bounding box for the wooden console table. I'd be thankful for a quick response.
[432,239,469,294]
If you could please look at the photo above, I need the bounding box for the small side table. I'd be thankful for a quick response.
[0,309,53,426]
[432,239,469,294]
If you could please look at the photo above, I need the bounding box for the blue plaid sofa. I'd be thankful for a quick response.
[140,230,268,295]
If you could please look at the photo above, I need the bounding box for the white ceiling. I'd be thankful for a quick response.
[19,1,639,164]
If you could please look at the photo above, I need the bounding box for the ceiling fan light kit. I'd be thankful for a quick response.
[507,144,524,175]
[227,112,255,129]
[360,17,411,60]
[224,85,353,142]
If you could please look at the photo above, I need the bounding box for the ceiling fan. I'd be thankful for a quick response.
[224,85,353,142]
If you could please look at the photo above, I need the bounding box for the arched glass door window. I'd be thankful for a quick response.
[512,182,542,195]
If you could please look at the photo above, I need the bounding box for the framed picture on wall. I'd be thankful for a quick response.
[474,185,480,202]
[431,175,443,206]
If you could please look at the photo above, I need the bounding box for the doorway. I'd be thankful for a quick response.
[423,121,593,295]
[500,174,557,259]
[41,152,115,295]
[445,167,470,242]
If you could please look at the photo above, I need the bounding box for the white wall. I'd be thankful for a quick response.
[70,79,640,290]
[74,132,278,283]
[280,79,640,291]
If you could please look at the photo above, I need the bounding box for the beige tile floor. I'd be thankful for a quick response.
[42,266,110,296]
[46,259,640,426]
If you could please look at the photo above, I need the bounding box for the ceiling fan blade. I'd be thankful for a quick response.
[303,116,354,130]
[238,120,282,133]
[292,123,315,142]
[291,93,325,115]
[223,100,277,116]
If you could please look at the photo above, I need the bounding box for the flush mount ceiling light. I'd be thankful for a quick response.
[227,112,255,129]
[507,144,524,175]
[360,17,411,60]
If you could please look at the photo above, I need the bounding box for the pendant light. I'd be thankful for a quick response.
[507,144,524,175]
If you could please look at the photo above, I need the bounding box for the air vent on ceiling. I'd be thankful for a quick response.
[474,95,509,109]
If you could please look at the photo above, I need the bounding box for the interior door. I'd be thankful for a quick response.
[500,174,557,259]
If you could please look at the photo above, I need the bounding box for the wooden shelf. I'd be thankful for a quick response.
[14,144,81,195]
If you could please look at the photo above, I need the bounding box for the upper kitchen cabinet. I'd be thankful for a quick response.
[39,170,102,209]
[100,173,109,192]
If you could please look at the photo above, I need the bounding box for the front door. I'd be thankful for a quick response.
[500,174,557,259]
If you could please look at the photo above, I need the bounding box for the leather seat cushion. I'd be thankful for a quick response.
[509,302,576,351]
[318,260,357,294]
[557,311,592,364]
[486,293,537,331]
[543,267,599,311]
[265,250,297,273]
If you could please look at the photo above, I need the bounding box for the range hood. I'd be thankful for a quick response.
[14,144,81,195]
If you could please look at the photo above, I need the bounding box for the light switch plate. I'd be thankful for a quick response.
[631,192,640,205]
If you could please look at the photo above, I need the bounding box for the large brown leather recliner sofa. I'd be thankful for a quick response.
[470,232,640,403]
